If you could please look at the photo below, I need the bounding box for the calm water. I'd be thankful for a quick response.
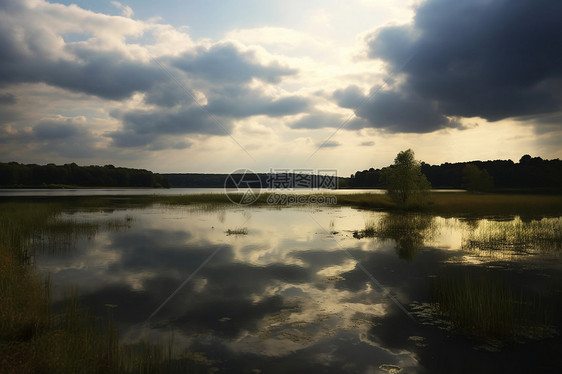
[32,201,562,373]
[0,188,465,197]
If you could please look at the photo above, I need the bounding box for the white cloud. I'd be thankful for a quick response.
[111,1,134,18]
[0,0,558,172]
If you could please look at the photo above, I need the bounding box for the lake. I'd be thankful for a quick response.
[18,197,562,372]
[0,187,465,197]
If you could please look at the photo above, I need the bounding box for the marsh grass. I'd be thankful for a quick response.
[355,213,437,260]
[118,337,210,374]
[331,192,562,216]
[32,215,133,255]
[462,216,562,253]
[0,200,206,373]
[0,202,62,261]
[426,193,562,217]
[432,269,554,340]
[331,193,396,211]
[37,191,562,217]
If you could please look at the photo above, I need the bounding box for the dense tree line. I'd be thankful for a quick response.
[349,155,562,192]
[0,162,170,188]
[4,155,560,191]
[165,173,231,188]
[165,172,341,189]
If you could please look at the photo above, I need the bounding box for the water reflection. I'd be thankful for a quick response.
[462,216,562,253]
[359,214,438,261]
[32,204,562,373]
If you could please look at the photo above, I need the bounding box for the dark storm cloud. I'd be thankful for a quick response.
[143,81,193,108]
[332,85,366,109]
[1,116,100,158]
[121,108,223,135]
[145,43,303,116]
[109,106,231,148]
[171,140,191,149]
[0,1,304,154]
[1,117,88,144]
[517,111,562,131]
[0,93,16,105]
[355,89,461,133]
[0,93,17,125]
[0,20,299,110]
[173,42,297,85]
[49,57,163,101]
[345,0,562,133]
[0,23,164,100]
[33,120,83,140]
[206,90,309,118]
[141,45,307,123]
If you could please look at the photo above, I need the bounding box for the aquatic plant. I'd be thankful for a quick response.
[0,200,208,373]
[431,269,554,340]
[226,227,249,235]
[355,213,436,260]
[462,216,562,252]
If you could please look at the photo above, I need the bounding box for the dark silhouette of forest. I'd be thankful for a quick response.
[0,162,170,188]
[167,172,338,189]
[349,155,562,192]
[2,155,561,192]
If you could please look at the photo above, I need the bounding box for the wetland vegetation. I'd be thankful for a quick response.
[431,268,555,340]
[0,200,206,373]
[1,192,561,373]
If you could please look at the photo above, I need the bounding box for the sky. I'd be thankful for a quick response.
[0,0,561,175]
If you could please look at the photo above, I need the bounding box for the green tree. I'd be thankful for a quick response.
[462,164,494,192]
[381,149,431,208]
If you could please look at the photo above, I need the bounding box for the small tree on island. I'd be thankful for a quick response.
[381,149,431,209]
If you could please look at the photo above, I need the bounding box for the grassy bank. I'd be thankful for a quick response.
[6,191,562,217]
[0,202,113,373]
[331,192,562,217]
[155,191,562,217]
[425,193,562,217]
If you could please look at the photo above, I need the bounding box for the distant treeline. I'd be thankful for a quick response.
[3,155,561,191]
[165,173,231,188]
[0,162,170,188]
[350,155,562,191]
[165,173,340,189]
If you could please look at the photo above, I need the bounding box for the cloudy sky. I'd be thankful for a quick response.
[1,0,561,175]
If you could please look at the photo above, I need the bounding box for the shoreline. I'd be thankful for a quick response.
[3,191,561,217]
[2,191,562,218]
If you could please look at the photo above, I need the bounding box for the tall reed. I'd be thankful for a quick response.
[432,269,553,339]
[0,200,205,373]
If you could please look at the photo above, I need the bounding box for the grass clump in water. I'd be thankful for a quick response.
[226,227,248,236]
[462,216,562,252]
[354,213,436,261]
[432,269,554,340]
